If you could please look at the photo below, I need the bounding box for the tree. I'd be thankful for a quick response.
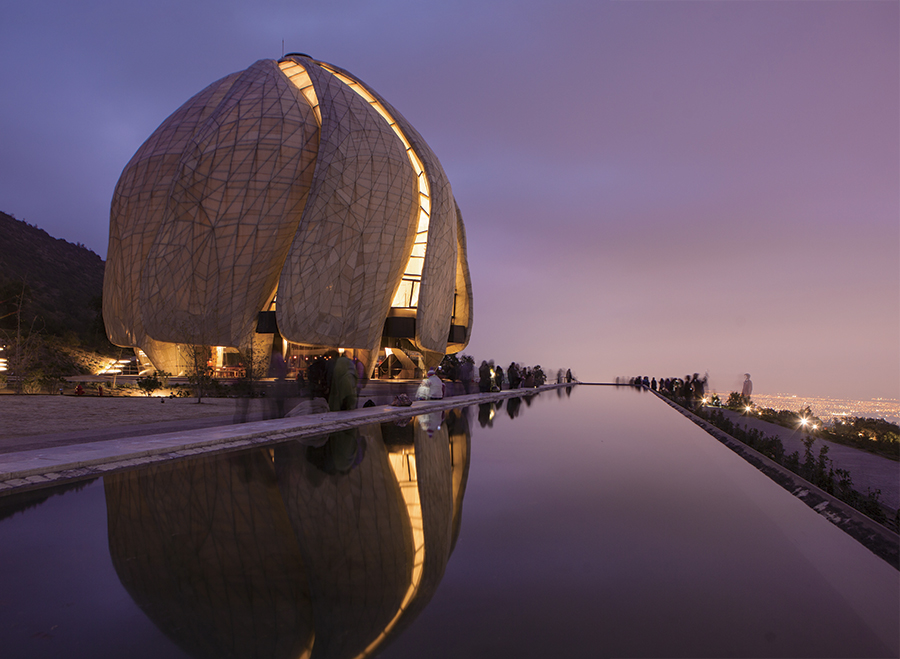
[724,391,747,410]
[136,374,162,397]
[181,343,213,403]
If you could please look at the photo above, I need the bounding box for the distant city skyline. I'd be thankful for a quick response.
[1,0,896,400]
[728,392,900,424]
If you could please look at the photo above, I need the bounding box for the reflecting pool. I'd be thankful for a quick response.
[1,385,897,658]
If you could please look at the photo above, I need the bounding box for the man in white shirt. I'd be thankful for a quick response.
[426,368,444,399]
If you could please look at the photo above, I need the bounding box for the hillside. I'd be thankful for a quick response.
[0,211,107,346]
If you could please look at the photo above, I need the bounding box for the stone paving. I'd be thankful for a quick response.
[0,385,566,495]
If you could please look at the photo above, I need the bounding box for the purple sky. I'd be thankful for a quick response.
[1,0,897,400]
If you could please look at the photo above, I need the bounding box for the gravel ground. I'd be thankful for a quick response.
[0,394,234,438]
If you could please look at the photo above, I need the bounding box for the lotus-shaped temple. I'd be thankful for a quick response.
[103,54,471,377]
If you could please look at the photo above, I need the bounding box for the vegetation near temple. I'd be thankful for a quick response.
[0,211,116,392]
[700,406,896,531]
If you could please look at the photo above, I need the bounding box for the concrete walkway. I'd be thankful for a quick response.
[0,384,567,495]
[713,408,899,511]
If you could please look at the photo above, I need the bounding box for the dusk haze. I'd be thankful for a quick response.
[1,0,897,400]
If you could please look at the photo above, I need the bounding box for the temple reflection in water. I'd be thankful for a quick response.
[103,409,471,659]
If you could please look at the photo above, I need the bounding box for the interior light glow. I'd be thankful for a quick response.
[277,61,322,126]
[315,63,432,312]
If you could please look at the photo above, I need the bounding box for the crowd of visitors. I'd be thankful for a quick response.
[248,349,571,418]
[621,373,709,409]
[437,355,569,393]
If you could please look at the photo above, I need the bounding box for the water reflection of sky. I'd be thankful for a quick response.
[0,386,897,658]
[387,386,899,658]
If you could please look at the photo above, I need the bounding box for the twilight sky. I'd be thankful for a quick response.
[1,0,897,400]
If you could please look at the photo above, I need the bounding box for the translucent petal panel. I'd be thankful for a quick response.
[317,62,432,314]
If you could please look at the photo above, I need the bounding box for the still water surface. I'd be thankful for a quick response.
[1,385,897,658]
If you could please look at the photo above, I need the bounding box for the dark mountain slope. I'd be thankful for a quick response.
[0,211,106,345]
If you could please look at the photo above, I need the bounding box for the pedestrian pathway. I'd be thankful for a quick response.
[0,384,567,495]
[714,408,899,511]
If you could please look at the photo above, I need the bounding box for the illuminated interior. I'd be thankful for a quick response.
[317,64,432,311]
[277,60,322,126]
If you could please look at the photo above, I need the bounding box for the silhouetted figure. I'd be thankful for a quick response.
[742,373,753,402]
[295,369,307,397]
[523,368,535,388]
[651,378,657,391]
[566,369,573,383]
[264,352,289,419]
[508,362,521,389]
[459,358,475,394]
[506,397,521,419]
[308,356,328,400]
[353,354,366,399]
[478,361,491,393]
[328,353,359,411]
[692,373,705,406]
[494,365,504,391]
